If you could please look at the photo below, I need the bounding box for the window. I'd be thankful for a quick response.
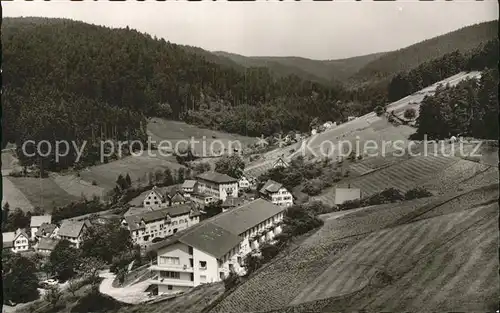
[154,201,158,204]
[199,261,207,269]
[237,257,242,264]
[159,257,180,265]
[145,201,150,205]
[188,247,193,255]
[160,271,180,279]
[219,272,225,279]
[167,285,173,290]
[200,275,207,283]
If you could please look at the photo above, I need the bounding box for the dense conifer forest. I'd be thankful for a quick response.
[2,17,498,169]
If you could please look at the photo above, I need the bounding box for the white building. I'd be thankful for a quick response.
[195,172,239,202]
[34,223,59,239]
[238,176,251,190]
[148,199,285,295]
[3,229,30,252]
[35,237,59,254]
[143,187,168,209]
[259,180,294,207]
[30,215,52,240]
[272,157,289,169]
[181,180,197,196]
[122,204,201,247]
[56,220,91,249]
[323,121,334,129]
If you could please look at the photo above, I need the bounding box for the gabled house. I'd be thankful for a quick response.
[221,196,246,212]
[35,237,60,254]
[30,215,52,240]
[143,186,168,209]
[56,220,91,249]
[272,157,289,169]
[238,176,251,190]
[35,223,59,239]
[148,199,285,295]
[169,191,187,206]
[259,180,294,207]
[195,172,239,202]
[181,180,197,196]
[122,204,201,247]
[3,229,30,252]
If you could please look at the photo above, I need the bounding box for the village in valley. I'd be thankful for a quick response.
[2,3,499,313]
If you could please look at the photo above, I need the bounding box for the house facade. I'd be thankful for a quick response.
[259,180,294,207]
[35,237,59,254]
[35,223,59,239]
[195,172,239,202]
[56,220,90,249]
[149,199,285,295]
[30,215,52,240]
[181,180,197,196]
[3,229,30,252]
[143,187,168,209]
[122,204,201,247]
[238,176,251,190]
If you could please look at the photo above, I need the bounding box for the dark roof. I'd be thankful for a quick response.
[196,171,238,184]
[37,238,59,251]
[211,199,285,235]
[58,220,88,238]
[149,199,284,257]
[170,193,186,203]
[178,222,241,259]
[30,215,52,227]
[260,180,283,194]
[124,204,198,230]
[221,196,246,208]
[35,223,58,237]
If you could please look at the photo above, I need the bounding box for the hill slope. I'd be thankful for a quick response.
[350,20,498,85]
[212,51,386,84]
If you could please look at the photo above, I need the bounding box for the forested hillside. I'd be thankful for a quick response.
[2,17,497,171]
[350,20,498,85]
[212,51,386,84]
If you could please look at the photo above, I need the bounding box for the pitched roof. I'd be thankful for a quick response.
[196,171,238,184]
[221,196,246,208]
[124,204,198,230]
[35,223,58,237]
[182,180,197,189]
[149,199,284,257]
[211,198,285,235]
[37,237,59,251]
[260,180,283,194]
[170,193,186,203]
[147,187,165,201]
[3,229,29,247]
[178,223,241,259]
[30,215,52,228]
[58,220,88,238]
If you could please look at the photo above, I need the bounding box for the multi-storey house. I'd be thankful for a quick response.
[148,199,285,295]
[56,220,91,249]
[195,172,238,202]
[30,215,52,240]
[259,180,294,207]
[3,229,30,252]
[122,204,201,247]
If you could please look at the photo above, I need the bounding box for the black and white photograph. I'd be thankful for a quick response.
[1,1,499,312]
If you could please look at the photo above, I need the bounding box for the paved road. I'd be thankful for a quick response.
[99,270,153,304]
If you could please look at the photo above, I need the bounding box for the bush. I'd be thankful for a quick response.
[91,180,98,186]
[404,108,417,120]
[305,201,335,215]
[374,106,385,116]
[283,205,324,236]
[302,179,323,196]
[260,243,280,262]
[338,199,361,210]
[404,187,433,200]
[244,254,263,275]
[223,271,242,291]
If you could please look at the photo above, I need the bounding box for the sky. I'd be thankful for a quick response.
[3,1,498,60]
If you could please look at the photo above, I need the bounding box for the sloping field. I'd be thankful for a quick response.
[147,118,255,156]
[7,177,79,211]
[2,176,34,211]
[79,155,186,191]
[116,283,224,313]
[314,154,459,206]
[210,184,499,313]
[51,173,105,199]
[243,72,482,177]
